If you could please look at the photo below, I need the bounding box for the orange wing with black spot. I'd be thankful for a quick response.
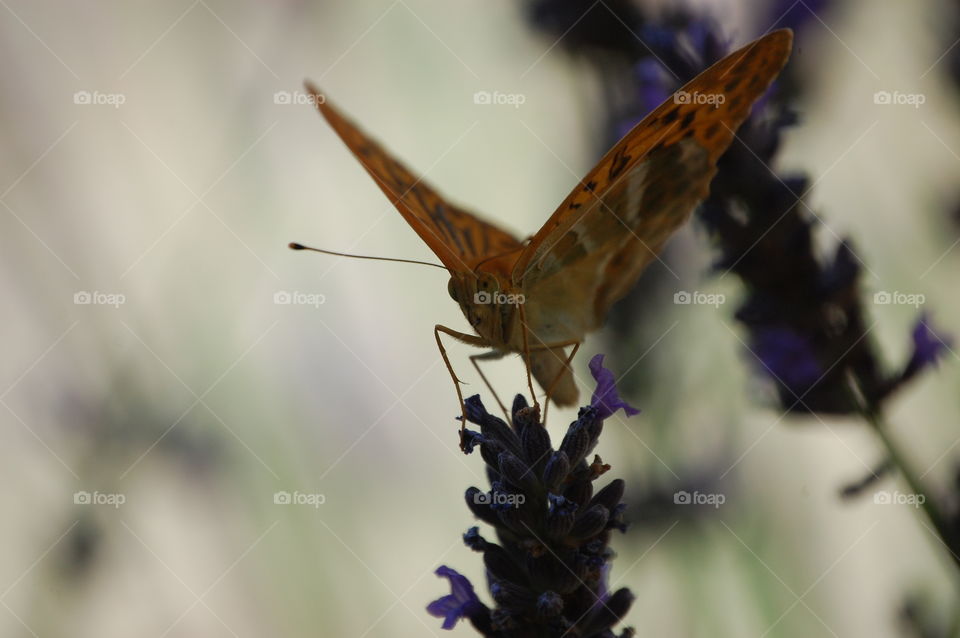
[305,82,523,273]
[512,29,793,342]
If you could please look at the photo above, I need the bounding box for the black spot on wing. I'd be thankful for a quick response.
[607,144,632,180]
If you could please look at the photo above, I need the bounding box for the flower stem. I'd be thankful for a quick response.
[845,371,958,572]
[864,409,957,563]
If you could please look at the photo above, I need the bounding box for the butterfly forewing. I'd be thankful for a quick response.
[305,83,522,273]
[512,29,793,335]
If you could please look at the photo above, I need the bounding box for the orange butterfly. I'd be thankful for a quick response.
[297,29,792,433]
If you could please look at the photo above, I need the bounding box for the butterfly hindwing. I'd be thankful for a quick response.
[305,83,522,273]
[520,139,713,343]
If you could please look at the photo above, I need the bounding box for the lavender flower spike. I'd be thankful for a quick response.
[589,354,641,419]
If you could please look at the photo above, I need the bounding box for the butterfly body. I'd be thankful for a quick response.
[300,28,793,419]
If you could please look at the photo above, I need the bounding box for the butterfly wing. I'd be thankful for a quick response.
[305,82,523,273]
[513,29,793,344]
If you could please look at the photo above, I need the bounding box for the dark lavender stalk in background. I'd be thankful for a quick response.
[523,1,957,632]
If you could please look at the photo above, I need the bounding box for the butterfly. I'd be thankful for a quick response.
[297,28,792,433]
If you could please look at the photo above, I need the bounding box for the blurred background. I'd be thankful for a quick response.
[1,0,959,636]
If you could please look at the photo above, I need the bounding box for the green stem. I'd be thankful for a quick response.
[846,372,958,574]
[863,409,956,566]
[870,412,960,635]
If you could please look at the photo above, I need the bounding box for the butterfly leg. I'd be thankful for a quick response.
[521,338,582,419]
[516,302,541,417]
[541,341,581,423]
[469,350,511,423]
[434,324,492,450]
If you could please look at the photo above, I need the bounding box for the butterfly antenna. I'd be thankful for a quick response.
[288,242,447,270]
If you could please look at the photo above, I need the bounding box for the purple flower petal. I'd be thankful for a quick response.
[589,354,640,419]
[751,327,822,392]
[909,314,952,371]
[427,566,481,630]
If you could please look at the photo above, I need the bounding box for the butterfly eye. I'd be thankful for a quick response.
[477,273,498,293]
[447,278,459,303]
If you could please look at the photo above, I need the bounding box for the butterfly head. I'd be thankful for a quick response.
[447,272,518,341]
